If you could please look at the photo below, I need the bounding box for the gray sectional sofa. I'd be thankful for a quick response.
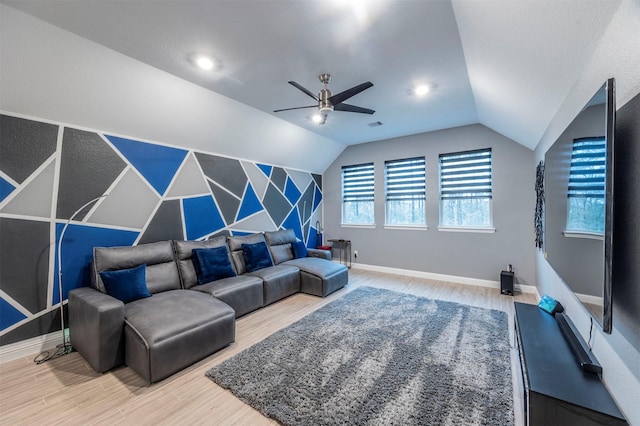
[68,229,348,384]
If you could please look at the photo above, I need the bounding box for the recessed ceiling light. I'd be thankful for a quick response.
[195,55,215,70]
[414,85,430,96]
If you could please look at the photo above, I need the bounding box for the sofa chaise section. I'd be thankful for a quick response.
[264,229,348,297]
[69,240,235,384]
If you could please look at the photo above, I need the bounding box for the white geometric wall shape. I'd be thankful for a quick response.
[229,210,278,233]
[166,153,211,198]
[242,161,270,200]
[86,168,160,229]
[287,169,313,195]
[0,158,55,218]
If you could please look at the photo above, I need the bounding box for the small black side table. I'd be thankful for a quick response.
[328,239,351,268]
[500,271,514,295]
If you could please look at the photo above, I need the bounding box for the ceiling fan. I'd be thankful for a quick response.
[274,73,374,125]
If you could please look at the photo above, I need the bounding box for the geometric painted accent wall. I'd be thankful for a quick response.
[0,113,323,345]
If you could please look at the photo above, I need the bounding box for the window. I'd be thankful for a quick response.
[342,163,375,225]
[567,137,606,234]
[385,157,426,226]
[439,148,492,227]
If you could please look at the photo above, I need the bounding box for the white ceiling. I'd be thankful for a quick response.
[2,0,622,150]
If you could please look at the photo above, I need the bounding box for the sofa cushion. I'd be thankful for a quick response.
[228,233,268,274]
[284,257,348,297]
[191,275,264,318]
[192,246,237,285]
[247,264,300,305]
[92,241,180,294]
[174,237,234,289]
[242,241,273,272]
[99,263,151,304]
[291,240,308,259]
[265,229,297,264]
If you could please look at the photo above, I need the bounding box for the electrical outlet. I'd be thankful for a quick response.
[354,250,358,258]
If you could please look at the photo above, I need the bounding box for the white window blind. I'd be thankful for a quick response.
[439,148,492,227]
[342,163,375,224]
[385,157,426,225]
[567,137,606,233]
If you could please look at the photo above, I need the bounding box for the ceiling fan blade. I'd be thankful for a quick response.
[329,82,373,105]
[273,105,317,113]
[288,81,318,101]
[334,103,375,114]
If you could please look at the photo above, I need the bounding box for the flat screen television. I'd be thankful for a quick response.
[544,78,615,334]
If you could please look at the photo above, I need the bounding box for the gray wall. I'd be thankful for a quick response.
[324,124,536,286]
[544,104,605,297]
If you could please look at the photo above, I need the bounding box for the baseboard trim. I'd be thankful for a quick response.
[0,330,63,364]
[351,262,538,294]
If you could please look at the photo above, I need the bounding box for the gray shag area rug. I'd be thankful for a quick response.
[206,286,514,425]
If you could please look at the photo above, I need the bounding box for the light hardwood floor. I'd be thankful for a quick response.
[0,269,536,425]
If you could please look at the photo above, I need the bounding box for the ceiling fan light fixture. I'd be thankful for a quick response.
[312,114,323,123]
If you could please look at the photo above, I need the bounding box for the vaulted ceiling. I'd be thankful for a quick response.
[2,0,623,150]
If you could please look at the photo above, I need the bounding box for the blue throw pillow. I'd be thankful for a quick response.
[291,240,308,259]
[242,241,273,272]
[99,263,151,304]
[192,246,237,285]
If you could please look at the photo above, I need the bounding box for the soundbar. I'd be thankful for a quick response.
[556,312,602,374]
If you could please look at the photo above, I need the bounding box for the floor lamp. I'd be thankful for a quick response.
[35,194,108,364]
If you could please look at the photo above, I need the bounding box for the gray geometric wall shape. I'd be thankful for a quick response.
[262,183,292,228]
[229,210,277,233]
[312,173,322,190]
[0,307,63,346]
[242,161,270,200]
[138,199,184,244]
[195,153,247,198]
[1,158,56,218]
[166,154,210,198]
[57,128,126,220]
[287,169,313,195]
[0,218,50,314]
[208,181,240,225]
[0,115,58,184]
[298,182,316,225]
[271,167,287,192]
[86,168,159,230]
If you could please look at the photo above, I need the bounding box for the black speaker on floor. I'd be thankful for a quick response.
[500,270,514,296]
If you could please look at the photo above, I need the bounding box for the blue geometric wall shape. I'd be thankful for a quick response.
[307,226,319,249]
[0,297,27,330]
[282,206,303,242]
[53,224,139,305]
[284,177,302,206]
[236,183,263,222]
[257,163,272,177]
[313,186,323,212]
[0,176,15,203]
[183,195,225,240]
[106,135,188,196]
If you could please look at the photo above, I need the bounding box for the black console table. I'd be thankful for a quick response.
[514,302,626,425]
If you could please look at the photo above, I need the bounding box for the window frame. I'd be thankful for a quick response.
[341,162,375,226]
[438,148,494,231]
[384,156,426,227]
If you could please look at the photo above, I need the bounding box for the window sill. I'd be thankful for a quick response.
[383,225,428,231]
[563,230,604,240]
[438,226,496,234]
[340,223,376,229]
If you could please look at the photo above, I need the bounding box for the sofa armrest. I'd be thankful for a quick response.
[307,248,331,260]
[68,287,125,373]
